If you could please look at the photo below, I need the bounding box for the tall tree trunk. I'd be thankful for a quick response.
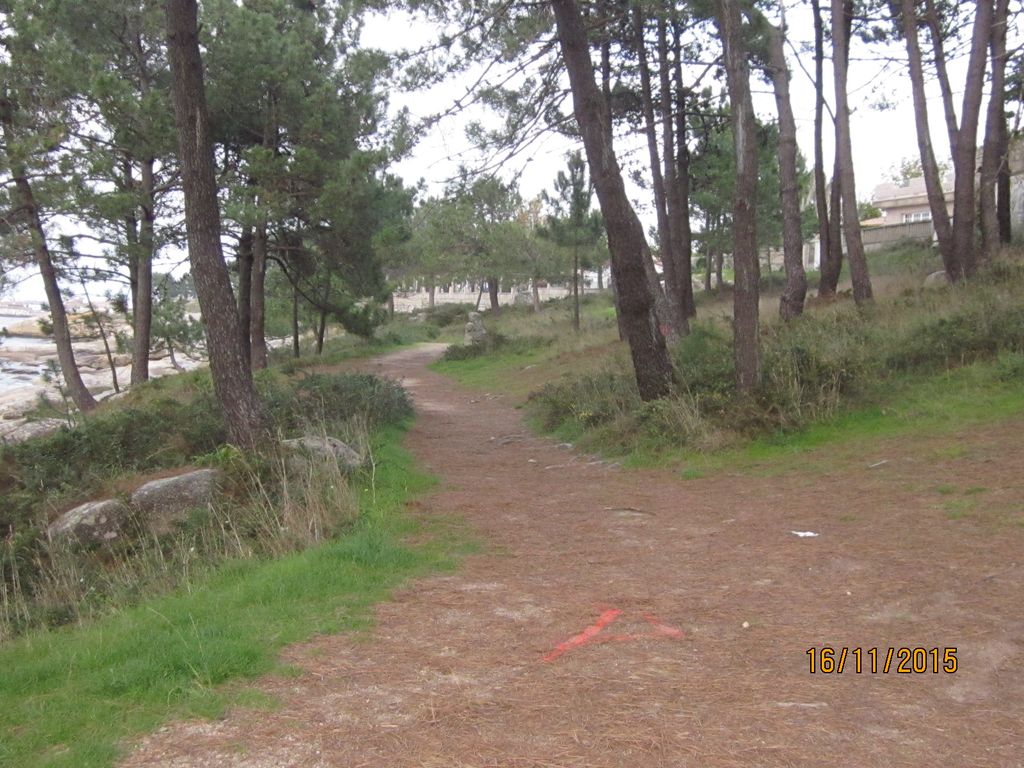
[291,281,300,358]
[250,224,268,368]
[607,264,627,341]
[810,0,832,291]
[657,13,690,327]
[716,0,761,392]
[764,15,807,320]
[898,0,955,272]
[123,158,140,330]
[487,277,500,314]
[671,19,696,319]
[572,246,580,331]
[980,0,1010,260]
[316,309,327,355]
[427,280,436,309]
[831,0,872,304]
[532,278,542,312]
[0,111,96,412]
[315,271,331,355]
[923,0,962,155]
[997,114,1011,243]
[133,157,155,385]
[634,4,684,334]
[79,277,119,394]
[165,0,265,448]
[552,0,675,400]
[819,156,845,297]
[236,226,253,366]
[950,0,994,279]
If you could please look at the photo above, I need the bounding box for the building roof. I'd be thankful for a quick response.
[872,172,954,209]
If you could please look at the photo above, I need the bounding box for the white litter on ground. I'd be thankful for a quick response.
[790,531,820,538]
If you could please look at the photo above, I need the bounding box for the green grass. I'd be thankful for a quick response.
[0,427,462,768]
[431,347,548,390]
[431,246,1024,480]
[676,356,1024,477]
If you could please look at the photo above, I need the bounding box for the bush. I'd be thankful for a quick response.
[884,295,1024,371]
[421,303,476,328]
[527,250,1024,455]
[529,370,639,431]
[759,309,872,425]
[440,332,552,362]
[0,370,413,639]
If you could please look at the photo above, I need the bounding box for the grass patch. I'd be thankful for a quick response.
[1,367,416,639]
[0,427,459,768]
[432,245,1024,475]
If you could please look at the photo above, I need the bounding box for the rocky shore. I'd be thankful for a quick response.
[0,314,205,443]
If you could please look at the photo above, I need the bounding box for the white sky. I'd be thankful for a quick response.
[4,3,1014,303]
[361,4,1007,214]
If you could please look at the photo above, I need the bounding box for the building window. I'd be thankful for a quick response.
[902,211,932,223]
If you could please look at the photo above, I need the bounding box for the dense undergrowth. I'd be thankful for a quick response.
[0,319,473,767]
[436,245,1024,461]
[0,430,459,768]
[0,368,413,639]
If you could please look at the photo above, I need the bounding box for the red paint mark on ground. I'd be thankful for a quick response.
[542,610,684,662]
[542,609,622,662]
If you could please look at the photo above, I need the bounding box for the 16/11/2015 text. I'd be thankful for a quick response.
[806,647,958,674]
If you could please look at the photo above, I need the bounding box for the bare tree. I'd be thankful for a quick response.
[979,0,1010,259]
[898,0,994,280]
[551,0,675,400]
[715,0,760,392]
[760,10,806,319]
[0,101,97,413]
[633,3,686,335]
[831,0,872,304]
[810,0,835,299]
[165,0,266,447]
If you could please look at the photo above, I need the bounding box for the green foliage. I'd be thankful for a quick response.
[883,295,1024,371]
[0,369,413,639]
[521,250,1024,456]
[0,429,457,768]
[421,302,477,327]
[440,332,552,362]
[275,373,413,430]
[530,370,639,430]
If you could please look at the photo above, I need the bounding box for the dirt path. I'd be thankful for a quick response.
[125,344,1024,767]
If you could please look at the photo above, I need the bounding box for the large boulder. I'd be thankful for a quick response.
[464,311,487,346]
[0,418,65,444]
[282,436,363,474]
[47,499,131,545]
[131,468,222,534]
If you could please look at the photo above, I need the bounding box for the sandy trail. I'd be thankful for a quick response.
[124,344,1024,767]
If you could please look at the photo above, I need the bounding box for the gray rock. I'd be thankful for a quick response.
[282,436,363,473]
[464,311,487,346]
[924,270,949,287]
[47,499,131,545]
[131,468,222,534]
[0,418,65,443]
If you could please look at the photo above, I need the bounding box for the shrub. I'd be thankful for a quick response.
[440,332,552,362]
[884,294,1024,371]
[674,323,734,406]
[0,370,412,639]
[529,370,639,431]
[421,302,476,327]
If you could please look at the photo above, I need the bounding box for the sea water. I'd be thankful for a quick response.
[0,315,49,392]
